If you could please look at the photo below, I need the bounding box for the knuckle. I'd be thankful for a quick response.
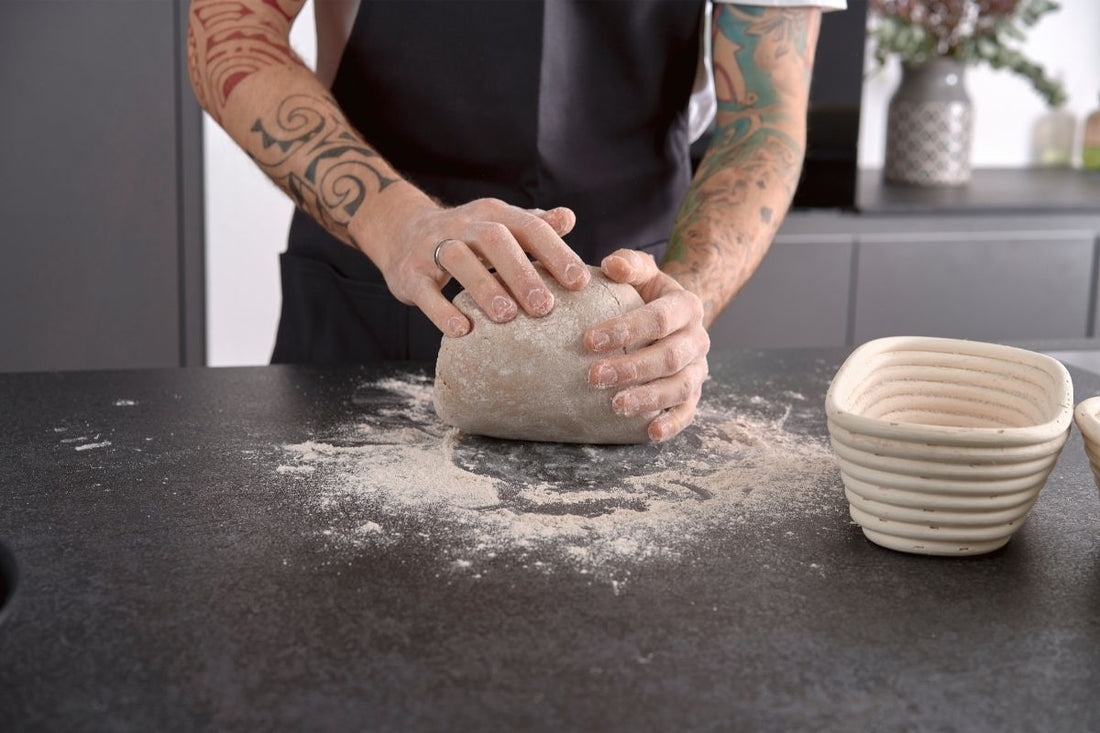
[611,321,631,346]
[676,341,695,369]
[629,249,656,272]
[516,214,553,239]
[663,344,685,373]
[482,221,510,240]
[677,379,694,403]
[690,295,704,322]
[479,197,506,212]
[621,359,639,383]
[402,276,431,307]
[478,222,514,251]
[391,260,419,296]
[698,329,711,354]
[678,289,703,321]
[651,302,674,337]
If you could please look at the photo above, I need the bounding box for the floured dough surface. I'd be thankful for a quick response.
[433,266,655,444]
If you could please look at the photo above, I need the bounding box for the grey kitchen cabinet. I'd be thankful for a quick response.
[851,231,1095,343]
[710,234,853,349]
[715,208,1100,350]
[0,0,202,373]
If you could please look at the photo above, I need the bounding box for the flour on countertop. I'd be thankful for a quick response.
[75,440,112,452]
[279,374,839,578]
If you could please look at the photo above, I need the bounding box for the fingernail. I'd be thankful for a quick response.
[564,262,589,287]
[492,295,516,321]
[605,255,629,272]
[594,364,617,388]
[613,392,638,415]
[650,420,669,442]
[589,330,610,351]
[446,316,469,337]
[528,288,553,316]
[555,207,576,232]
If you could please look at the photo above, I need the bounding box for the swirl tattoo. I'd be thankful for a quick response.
[250,95,399,239]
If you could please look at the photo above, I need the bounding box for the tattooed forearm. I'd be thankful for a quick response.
[187,0,409,248]
[250,94,399,242]
[187,0,305,121]
[664,6,820,326]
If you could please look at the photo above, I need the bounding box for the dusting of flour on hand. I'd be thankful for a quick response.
[280,373,838,579]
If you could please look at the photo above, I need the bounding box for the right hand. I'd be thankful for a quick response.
[357,195,590,337]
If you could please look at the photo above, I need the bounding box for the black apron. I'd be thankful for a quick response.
[273,0,704,365]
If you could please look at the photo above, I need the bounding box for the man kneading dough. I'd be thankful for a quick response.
[188,1,829,442]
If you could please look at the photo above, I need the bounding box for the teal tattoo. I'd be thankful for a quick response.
[663,6,818,323]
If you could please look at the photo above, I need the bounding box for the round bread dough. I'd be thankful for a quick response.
[433,265,656,444]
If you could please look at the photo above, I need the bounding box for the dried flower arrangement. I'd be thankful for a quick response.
[869,0,1066,106]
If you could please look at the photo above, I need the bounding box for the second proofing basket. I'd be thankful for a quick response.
[826,337,1073,556]
[1073,397,1100,492]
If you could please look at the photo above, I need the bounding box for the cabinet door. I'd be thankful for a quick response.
[0,0,202,372]
[852,232,1094,343]
[709,236,854,349]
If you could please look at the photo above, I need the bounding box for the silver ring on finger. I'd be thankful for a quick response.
[433,238,463,275]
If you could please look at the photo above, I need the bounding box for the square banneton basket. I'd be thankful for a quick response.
[826,336,1074,556]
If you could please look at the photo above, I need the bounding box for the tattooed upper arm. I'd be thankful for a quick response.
[712,5,819,120]
[707,6,821,180]
[187,0,307,121]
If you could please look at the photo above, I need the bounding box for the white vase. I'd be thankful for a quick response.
[885,58,973,186]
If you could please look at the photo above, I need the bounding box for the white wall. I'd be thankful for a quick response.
[204,2,316,367]
[204,1,1100,366]
[859,1,1100,168]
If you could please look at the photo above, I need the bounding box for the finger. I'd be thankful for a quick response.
[588,328,708,388]
[600,248,659,286]
[647,386,703,442]
[464,222,554,317]
[584,290,704,354]
[602,248,683,303]
[435,238,519,323]
[409,275,471,338]
[529,207,577,237]
[491,205,588,291]
[611,359,709,416]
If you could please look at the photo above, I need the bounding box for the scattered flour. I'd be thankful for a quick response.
[75,441,112,452]
[276,464,316,476]
[280,374,839,578]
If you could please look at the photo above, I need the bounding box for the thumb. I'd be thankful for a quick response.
[601,248,658,286]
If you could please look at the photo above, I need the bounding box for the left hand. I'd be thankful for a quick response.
[584,249,710,442]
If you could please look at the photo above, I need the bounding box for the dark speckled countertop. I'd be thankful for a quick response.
[2,348,1100,731]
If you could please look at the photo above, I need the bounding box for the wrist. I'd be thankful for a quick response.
[348,182,441,272]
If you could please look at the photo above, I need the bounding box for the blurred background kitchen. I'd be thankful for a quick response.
[1,0,1099,373]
